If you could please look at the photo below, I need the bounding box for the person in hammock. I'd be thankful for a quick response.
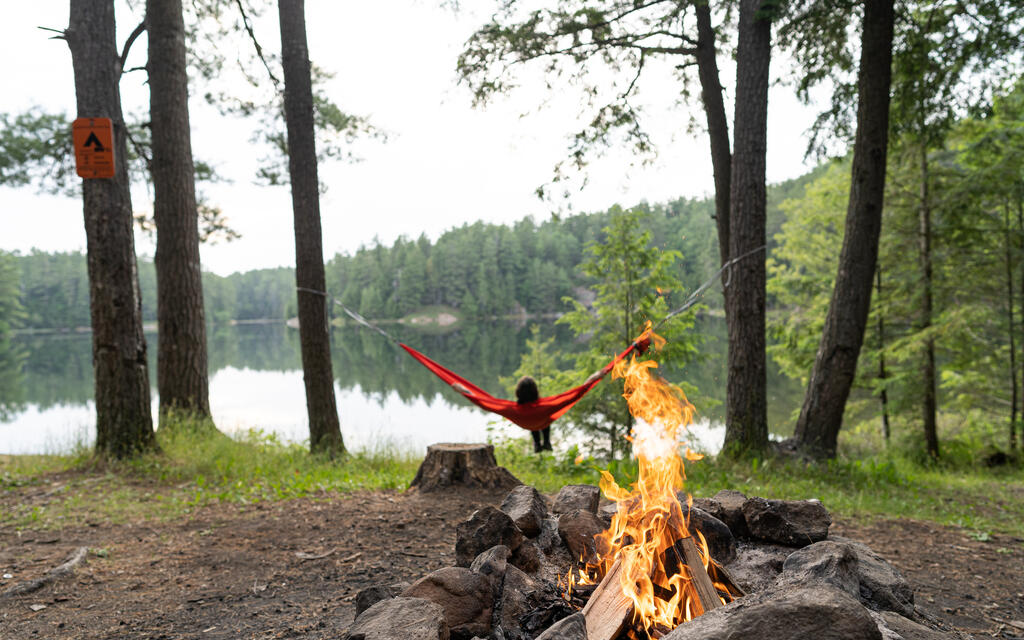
[516,375,551,453]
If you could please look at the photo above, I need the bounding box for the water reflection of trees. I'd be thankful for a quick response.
[0,318,803,435]
[0,338,26,420]
[207,323,302,372]
[12,333,94,409]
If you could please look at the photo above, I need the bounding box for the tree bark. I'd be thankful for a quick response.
[66,0,156,458]
[147,0,213,422]
[723,0,771,456]
[1018,197,1024,451]
[877,270,891,444]
[695,1,731,270]
[1005,205,1018,451]
[918,144,940,459]
[793,0,895,458]
[278,0,345,456]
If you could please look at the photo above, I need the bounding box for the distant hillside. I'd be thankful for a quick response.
[3,168,823,331]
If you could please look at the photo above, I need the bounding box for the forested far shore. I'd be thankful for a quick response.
[0,169,818,332]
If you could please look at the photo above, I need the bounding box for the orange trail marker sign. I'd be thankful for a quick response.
[72,118,115,179]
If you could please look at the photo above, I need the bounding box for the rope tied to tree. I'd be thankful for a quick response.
[652,244,766,333]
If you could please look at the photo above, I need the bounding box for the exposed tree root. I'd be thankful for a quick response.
[1,546,89,599]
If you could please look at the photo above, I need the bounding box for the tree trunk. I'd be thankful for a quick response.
[723,0,771,456]
[877,270,892,444]
[694,1,731,270]
[918,144,940,459]
[1018,196,1024,451]
[278,0,345,456]
[147,0,213,423]
[1005,205,1018,451]
[793,0,895,458]
[66,0,156,458]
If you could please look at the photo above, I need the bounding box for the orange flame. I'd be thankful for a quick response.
[568,329,729,637]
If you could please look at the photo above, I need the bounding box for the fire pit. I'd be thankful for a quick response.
[343,480,947,640]
[343,351,955,640]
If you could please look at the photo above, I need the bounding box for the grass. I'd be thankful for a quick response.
[3,415,1023,541]
[0,417,422,529]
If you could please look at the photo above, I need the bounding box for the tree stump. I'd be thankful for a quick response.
[409,443,521,492]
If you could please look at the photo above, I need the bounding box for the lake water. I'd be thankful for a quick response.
[0,318,805,455]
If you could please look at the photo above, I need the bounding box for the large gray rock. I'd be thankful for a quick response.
[401,567,494,640]
[784,538,914,617]
[834,537,914,616]
[779,540,860,595]
[535,612,588,640]
[344,596,449,640]
[678,499,737,565]
[741,497,831,546]
[456,506,524,567]
[510,539,542,574]
[551,484,601,515]
[470,545,510,597]
[557,509,605,563]
[697,490,749,538]
[501,485,549,537]
[870,611,953,640]
[724,542,792,594]
[662,585,882,640]
[354,581,413,617]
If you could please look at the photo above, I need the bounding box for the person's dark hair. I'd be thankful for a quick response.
[515,376,539,404]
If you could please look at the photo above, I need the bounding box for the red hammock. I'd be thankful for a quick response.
[400,333,652,431]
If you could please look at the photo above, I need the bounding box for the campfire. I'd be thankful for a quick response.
[347,339,928,640]
[565,341,737,640]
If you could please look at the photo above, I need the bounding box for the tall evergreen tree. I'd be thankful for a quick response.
[64,0,156,458]
[278,0,345,456]
[147,0,215,424]
[723,0,774,455]
[951,85,1024,450]
[793,0,895,459]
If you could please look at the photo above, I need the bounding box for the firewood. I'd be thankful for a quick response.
[710,559,746,598]
[581,558,634,640]
[677,536,723,614]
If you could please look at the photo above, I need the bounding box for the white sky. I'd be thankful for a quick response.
[0,1,821,276]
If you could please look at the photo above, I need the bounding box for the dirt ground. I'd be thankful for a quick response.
[1,485,1023,640]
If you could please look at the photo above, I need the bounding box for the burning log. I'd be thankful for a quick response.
[674,536,723,615]
[564,337,742,639]
[580,537,730,640]
[581,558,634,640]
[710,560,746,599]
